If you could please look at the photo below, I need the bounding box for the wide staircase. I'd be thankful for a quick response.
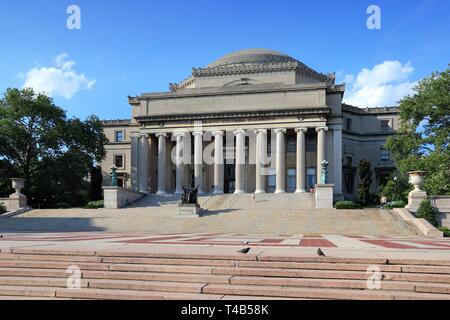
[0,248,450,300]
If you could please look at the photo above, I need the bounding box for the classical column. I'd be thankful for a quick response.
[156,133,167,194]
[138,133,149,193]
[193,131,204,193]
[130,135,139,191]
[316,127,328,183]
[212,130,224,194]
[234,129,246,194]
[333,127,343,195]
[295,128,307,193]
[173,131,187,194]
[274,128,286,194]
[255,129,267,194]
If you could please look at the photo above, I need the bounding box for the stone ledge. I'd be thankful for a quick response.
[392,208,443,238]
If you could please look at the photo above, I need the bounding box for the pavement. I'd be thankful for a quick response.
[1,232,450,261]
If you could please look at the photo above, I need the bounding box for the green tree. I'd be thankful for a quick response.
[386,67,450,196]
[0,88,108,208]
[357,159,373,206]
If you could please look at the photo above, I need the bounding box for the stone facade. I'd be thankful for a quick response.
[101,49,399,201]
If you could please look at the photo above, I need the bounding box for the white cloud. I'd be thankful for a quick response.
[343,60,417,107]
[22,53,95,99]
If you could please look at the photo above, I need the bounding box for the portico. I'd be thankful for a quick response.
[103,49,399,202]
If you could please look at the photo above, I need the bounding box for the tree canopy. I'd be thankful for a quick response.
[385,66,450,196]
[0,88,108,207]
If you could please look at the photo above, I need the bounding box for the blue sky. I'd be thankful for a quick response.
[0,0,449,120]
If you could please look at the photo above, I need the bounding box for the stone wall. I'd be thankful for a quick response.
[430,196,450,228]
[103,187,144,209]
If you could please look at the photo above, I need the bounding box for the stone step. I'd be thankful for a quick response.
[87,279,206,293]
[202,284,450,300]
[101,256,236,267]
[0,260,110,271]
[0,285,57,298]
[83,270,232,284]
[54,288,223,300]
[0,253,102,263]
[236,261,402,272]
[0,276,88,288]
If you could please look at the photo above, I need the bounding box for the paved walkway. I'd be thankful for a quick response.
[1,232,450,252]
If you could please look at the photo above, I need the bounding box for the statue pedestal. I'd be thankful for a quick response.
[7,192,28,212]
[315,184,335,209]
[406,190,427,213]
[177,203,202,217]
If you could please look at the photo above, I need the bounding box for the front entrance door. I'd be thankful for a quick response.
[224,164,235,193]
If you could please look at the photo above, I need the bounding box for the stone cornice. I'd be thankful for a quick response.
[135,107,331,124]
[342,103,400,115]
[134,83,329,101]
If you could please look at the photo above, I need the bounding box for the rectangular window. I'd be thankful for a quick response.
[117,178,124,188]
[380,148,390,161]
[287,169,296,189]
[306,137,316,152]
[115,131,124,142]
[267,168,276,188]
[306,168,316,190]
[380,120,390,132]
[287,139,296,153]
[345,156,353,166]
[114,155,124,168]
[345,118,352,131]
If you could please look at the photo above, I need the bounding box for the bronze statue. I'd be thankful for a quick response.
[181,185,199,205]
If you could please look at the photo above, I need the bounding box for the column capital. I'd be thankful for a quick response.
[155,132,168,138]
[233,129,246,135]
[254,128,267,135]
[139,133,149,138]
[173,131,188,138]
[295,127,308,133]
[193,131,204,137]
[211,130,224,137]
[274,128,287,134]
[315,126,329,132]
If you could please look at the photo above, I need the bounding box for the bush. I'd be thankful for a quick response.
[0,203,7,214]
[416,199,436,226]
[384,200,407,209]
[335,201,360,209]
[85,200,104,209]
[56,202,71,209]
[439,227,450,237]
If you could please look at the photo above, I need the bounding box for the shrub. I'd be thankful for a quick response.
[384,200,407,209]
[357,159,373,206]
[416,199,436,226]
[0,203,7,214]
[56,202,71,209]
[439,227,450,237]
[85,200,104,209]
[335,201,359,209]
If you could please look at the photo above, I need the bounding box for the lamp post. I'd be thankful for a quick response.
[320,160,329,184]
[111,165,118,187]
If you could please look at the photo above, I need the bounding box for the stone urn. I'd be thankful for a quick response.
[11,178,25,194]
[407,171,427,192]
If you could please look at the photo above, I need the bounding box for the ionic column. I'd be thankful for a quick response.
[316,127,328,183]
[234,129,246,194]
[173,131,187,194]
[138,133,149,193]
[274,128,286,194]
[212,131,224,194]
[193,131,204,193]
[156,133,167,194]
[295,128,307,193]
[254,129,267,194]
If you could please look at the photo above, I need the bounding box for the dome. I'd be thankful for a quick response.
[207,48,299,68]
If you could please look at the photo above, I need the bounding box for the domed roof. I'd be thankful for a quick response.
[207,48,299,68]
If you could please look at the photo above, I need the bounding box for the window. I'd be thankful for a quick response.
[287,138,296,153]
[345,156,353,166]
[345,118,352,131]
[306,168,316,190]
[117,178,124,188]
[115,131,124,142]
[380,120,390,132]
[380,148,390,161]
[287,169,296,189]
[114,155,124,168]
[306,136,316,152]
[267,169,276,188]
